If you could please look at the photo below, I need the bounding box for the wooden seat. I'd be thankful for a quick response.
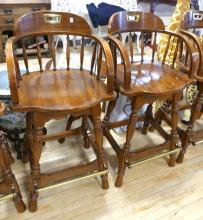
[116,61,191,95]
[102,11,195,187]
[0,102,26,212]
[14,69,112,112]
[6,11,115,212]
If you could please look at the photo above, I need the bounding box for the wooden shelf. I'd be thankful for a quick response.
[0,1,50,63]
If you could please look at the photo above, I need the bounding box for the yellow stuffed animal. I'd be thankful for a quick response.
[156,0,191,115]
[158,0,190,61]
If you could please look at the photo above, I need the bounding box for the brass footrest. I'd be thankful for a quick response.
[192,139,203,145]
[128,147,181,168]
[0,193,15,201]
[37,169,109,193]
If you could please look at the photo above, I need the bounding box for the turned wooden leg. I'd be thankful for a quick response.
[91,105,109,189]
[115,99,140,187]
[81,116,90,149]
[0,132,26,212]
[103,93,118,122]
[14,129,21,160]
[1,133,14,164]
[149,100,171,132]
[22,113,33,163]
[142,104,153,134]
[169,95,179,167]
[28,114,44,212]
[177,91,203,163]
[58,115,79,144]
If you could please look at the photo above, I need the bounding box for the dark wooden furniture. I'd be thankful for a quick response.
[6,11,115,212]
[138,0,199,13]
[103,11,195,187]
[145,10,203,164]
[0,102,26,212]
[174,10,203,162]
[0,0,50,62]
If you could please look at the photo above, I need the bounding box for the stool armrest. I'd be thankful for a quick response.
[5,37,19,104]
[107,35,131,90]
[179,29,203,78]
[92,34,115,95]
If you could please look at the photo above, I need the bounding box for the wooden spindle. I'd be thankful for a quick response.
[80,36,84,70]
[129,32,134,63]
[66,35,70,70]
[151,32,157,62]
[178,40,183,62]
[21,39,29,74]
[162,35,171,64]
[97,45,103,79]
[50,35,56,71]
[113,43,117,77]
[184,42,189,66]
[172,37,180,68]
[36,37,43,72]
[90,42,97,74]
[14,52,21,87]
[141,32,144,62]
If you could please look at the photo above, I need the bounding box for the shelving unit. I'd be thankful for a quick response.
[0,0,51,63]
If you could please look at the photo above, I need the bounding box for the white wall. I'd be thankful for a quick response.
[51,0,137,14]
[199,0,203,10]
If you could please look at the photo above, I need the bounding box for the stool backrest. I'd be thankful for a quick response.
[180,10,203,77]
[107,11,194,90]
[6,11,114,104]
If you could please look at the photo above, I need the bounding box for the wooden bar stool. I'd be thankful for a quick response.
[0,102,26,212]
[177,10,203,162]
[155,10,203,163]
[103,11,195,187]
[6,11,115,212]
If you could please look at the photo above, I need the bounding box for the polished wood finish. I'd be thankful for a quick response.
[0,0,50,62]
[6,11,115,212]
[1,117,203,218]
[0,102,26,212]
[177,10,203,162]
[154,11,203,163]
[103,11,195,187]
[0,132,26,213]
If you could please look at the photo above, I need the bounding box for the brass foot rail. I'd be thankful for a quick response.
[128,147,181,168]
[37,169,109,193]
[0,193,16,201]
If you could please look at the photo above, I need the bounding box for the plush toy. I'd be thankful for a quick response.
[157,0,190,61]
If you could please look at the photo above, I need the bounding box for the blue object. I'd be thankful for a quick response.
[86,2,125,28]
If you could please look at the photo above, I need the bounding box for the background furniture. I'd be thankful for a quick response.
[0,0,50,62]
[138,0,199,14]
[0,110,26,159]
[0,101,26,213]
[7,11,115,212]
[137,0,199,26]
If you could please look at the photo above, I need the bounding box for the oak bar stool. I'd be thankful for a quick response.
[0,102,26,212]
[6,11,115,212]
[103,11,195,187]
[175,10,203,162]
[154,11,203,163]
